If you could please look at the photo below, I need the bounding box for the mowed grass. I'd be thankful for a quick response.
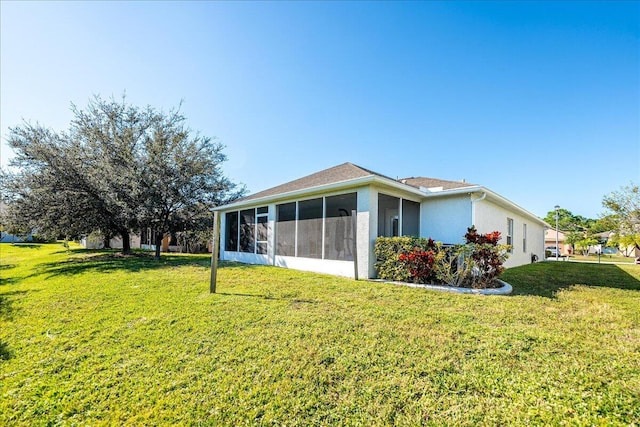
[1,244,639,426]
[567,254,637,264]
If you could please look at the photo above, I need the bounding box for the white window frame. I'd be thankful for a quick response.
[230,206,269,254]
[507,218,514,253]
[255,207,269,254]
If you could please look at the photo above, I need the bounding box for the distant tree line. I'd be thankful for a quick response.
[0,95,245,259]
[543,183,639,256]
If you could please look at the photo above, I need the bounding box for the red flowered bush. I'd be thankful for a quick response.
[398,249,437,284]
[375,228,510,288]
[463,226,509,288]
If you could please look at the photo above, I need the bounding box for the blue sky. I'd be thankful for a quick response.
[1,1,638,219]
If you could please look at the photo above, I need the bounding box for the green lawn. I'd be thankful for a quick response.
[1,243,639,426]
[566,254,637,264]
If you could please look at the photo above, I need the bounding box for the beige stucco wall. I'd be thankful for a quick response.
[473,198,545,268]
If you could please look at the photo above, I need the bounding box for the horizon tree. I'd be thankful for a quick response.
[1,95,245,257]
[602,182,640,252]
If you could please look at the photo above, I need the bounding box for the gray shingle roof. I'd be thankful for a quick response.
[399,177,475,191]
[238,162,475,203]
[239,162,389,202]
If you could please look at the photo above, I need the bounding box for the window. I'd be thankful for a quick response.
[378,194,419,237]
[378,194,400,237]
[239,209,255,252]
[276,202,296,256]
[523,223,527,253]
[225,211,238,251]
[256,212,268,254]
[297,198,323,259]
[275,192,358,261]
[226,207,268,254]
[401,199,420,237]
[507,218,514,253]
[325,193,357,261]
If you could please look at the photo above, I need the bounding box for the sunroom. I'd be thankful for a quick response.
[219,186,423,279]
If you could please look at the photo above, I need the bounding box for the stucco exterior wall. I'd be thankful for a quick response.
[357,186,376,279]
[420,195,472,244]
[218,182,546,277]
[473,199,545,268]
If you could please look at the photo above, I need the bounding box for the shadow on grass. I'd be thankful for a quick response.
[0,341,12,361]
[0,243,43,249]
[29,248,260,279]
[217,292,319,305]
[0,290,28,362]
[1,262,19,286]
[0,276,19,286]
[503,262,640,298]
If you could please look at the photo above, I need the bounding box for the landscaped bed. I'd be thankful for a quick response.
[1,243,639,425]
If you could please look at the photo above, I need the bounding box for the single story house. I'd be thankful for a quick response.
[80,230,176,252]
[214,162,549,279]
[544,228,571,255]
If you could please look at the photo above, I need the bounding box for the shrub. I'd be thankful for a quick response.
[375,227,510,288]
[433,244,475,287]
[463,226,510,288]
[374,237,437,282]
[399,249,438,284]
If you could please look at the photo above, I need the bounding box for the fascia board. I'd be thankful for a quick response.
[482,188,550,228]
[214,175,549,229]
[423,186,550,228]
[214,176,379,211]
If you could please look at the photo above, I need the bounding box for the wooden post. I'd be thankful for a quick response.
[210,210,220,293]
[351,209,358,280]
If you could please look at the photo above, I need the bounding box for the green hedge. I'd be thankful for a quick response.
[374,236,436,282]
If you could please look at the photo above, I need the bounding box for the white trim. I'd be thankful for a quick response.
[429,186,548,228]
[215,177,548,230]
[372,279,513,295]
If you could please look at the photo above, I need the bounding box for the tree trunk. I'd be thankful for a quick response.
[121,230,131,255]
[103,235,111,249]
[154,232,162,260]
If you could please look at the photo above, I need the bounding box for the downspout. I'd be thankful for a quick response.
[470,191,487,227]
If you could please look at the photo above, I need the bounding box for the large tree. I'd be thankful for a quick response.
[602,182,640,251]
[134,105,244,258]
[1,95,244,257]
[543,208,591,232]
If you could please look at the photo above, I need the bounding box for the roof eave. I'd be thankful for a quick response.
[214,175,377,211]
[214,174,428,211]
[422,186,550,228]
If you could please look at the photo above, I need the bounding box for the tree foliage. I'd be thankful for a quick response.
[543,208,592,232]
[1,95,245,257]
[602,182,640,251]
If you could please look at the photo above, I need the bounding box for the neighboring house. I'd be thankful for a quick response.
[594,230,640,257]
[80,230,177,252]
[80,234,143,250]
[0,201,33,243]
[591,231,616,255]
[214,162,549,279]
[544,229,570,256]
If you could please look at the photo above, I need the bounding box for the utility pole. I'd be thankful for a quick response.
[554,205,560,261]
